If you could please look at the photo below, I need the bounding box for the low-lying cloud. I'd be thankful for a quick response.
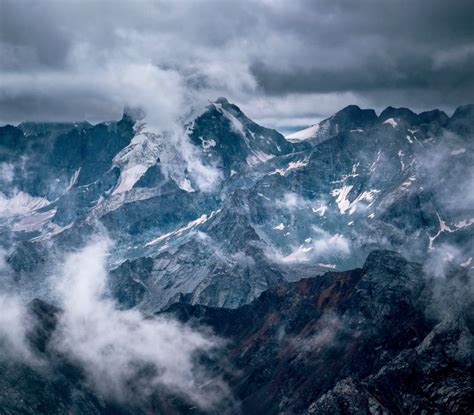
[268,226,351,264]
[0,294,34,362]
[51,237,229,408]
[423,243,474,324]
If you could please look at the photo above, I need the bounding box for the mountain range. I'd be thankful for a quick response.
[0,99,473,414]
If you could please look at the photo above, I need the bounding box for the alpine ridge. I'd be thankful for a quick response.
[2,100,472,311]
[0,99,473,414]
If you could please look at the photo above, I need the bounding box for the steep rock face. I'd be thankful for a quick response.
[188,98,294,174]
[110,191,286,311]
[448,104,474,136]
[0,115,134,200]
[109,257,154,309]
[286,105,378,144]
[379,106,419,125]
[2,100,473,313]
[49,115,135,186]
[417,109,450,126]
[318,104,378,139]
[0,124,29,158]
[113,101,472,312]
[167,251,474,415]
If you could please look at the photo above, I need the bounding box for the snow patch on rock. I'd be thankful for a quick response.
[270,159,308,176]
[146,210,220,247]
[383,118,398,128]
[0,191,49,218]
[285,124,320,142]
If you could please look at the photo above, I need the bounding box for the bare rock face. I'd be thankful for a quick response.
[2,101,473,313]
[167,251,474,415]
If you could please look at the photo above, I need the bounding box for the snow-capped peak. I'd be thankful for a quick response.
[285,124,320,142]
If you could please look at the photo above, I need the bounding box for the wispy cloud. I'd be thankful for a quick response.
[51,237,229,408]
[0,294,34,362]
[267,226,350,264]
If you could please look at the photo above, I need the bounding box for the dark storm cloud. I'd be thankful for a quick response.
[0,0,473,128]
[251,0,474,103]
[0,1,71,70]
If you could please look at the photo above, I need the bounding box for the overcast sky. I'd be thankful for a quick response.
[1,0,473,132]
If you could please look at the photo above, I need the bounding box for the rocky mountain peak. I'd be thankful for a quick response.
[379,106,419,124]
[332,104,378,128]
[417,109,450,126]
[448,103,474,135]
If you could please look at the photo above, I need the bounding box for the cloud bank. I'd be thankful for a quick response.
[1,0,473,131]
